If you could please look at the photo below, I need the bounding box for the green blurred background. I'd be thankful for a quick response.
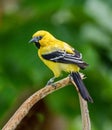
[0,0,112,129]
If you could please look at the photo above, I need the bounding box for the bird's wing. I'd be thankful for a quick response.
[41,50,88,69]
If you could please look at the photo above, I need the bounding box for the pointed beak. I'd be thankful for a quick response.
[29,37,38,43]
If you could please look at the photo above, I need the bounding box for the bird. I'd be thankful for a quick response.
[29,30,93,102]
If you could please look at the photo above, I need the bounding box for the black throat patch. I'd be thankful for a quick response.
[35,42,40,48]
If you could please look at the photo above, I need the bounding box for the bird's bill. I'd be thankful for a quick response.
[29,37,38,43]
[29,37,41,48]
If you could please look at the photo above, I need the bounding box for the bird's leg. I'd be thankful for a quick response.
[68,73,73,81]
[46,77,56,86]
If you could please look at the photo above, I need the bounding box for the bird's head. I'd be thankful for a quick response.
[29,30,55,48]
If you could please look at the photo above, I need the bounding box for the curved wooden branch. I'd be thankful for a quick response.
[2,77,70,130]
[2,74,91,130]
[71,74,91,130]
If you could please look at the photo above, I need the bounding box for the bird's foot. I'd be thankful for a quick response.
[46,77,57,89]
[46,77,55,86]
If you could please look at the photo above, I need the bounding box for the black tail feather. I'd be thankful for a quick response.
[71,72,93,103]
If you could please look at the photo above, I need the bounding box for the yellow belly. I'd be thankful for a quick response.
[39,57,79,77]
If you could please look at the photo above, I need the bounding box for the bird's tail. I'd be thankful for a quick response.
[71,72,93,103]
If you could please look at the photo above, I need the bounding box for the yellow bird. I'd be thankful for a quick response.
[29,30,93,102]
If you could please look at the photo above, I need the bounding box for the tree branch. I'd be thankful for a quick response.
[2,74,91,130]
[2,77,70,130]
[71,74,91,130]
[79,94,91,130]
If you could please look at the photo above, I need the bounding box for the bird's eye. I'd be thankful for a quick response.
[38,36,43,40]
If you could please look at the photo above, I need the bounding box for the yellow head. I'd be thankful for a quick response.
[29,30,55,48]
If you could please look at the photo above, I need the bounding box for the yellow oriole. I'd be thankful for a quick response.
[29,30,93,102]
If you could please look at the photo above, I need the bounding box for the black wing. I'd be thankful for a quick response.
[42,50,88,69]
